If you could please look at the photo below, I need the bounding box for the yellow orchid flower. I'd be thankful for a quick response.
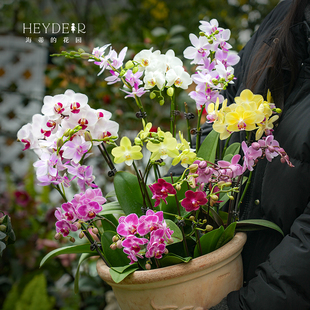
[225,103,259,132]
[146,130,179,161]
[111,136,143,166]
[172,132,197,167]
[172,149,197,168]
[138,119,153,140]
[235,89,264,107]
[255,115,279,140]
[207,98,220,122]
[212,112,232,140]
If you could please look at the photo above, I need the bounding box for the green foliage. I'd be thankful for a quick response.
[109,264,139,283]
[0,214,16,256]
[114,171,144,216]
[165,219,183,244]
[11,274,55,310]
[74,253,94,294]
[159,253,192,267]
[2,284,19,310]
[40,244,96,267]
[222,142,241,162]
[197,130,219,162]
[101,231,129,267]
[193,222,236,258]
[236,219,284,236]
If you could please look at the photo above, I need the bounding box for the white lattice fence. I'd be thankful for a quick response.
[0,35,47,186]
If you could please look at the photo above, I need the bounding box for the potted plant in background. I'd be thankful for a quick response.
[17,18,290,310]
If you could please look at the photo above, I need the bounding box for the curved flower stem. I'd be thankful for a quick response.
[133,162,153,210]
[80,222,110,267]
[170,174,189,256]
[97,215,117,230]
[196,105,205,153]
[184,102,192,149]
[195,209,203,256]
[55,185,67,202]
[170,92,176,137]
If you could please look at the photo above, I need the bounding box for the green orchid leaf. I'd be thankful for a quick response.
[40,244,96,267]
[109,264,139,283]
[197,129,219,163]
[100,214,119,232]
[236,219,284,236]
[215,222,236,250]
[74,253,95,294]
[193,226,224,258]
[165,219,183,244]
[98,201,124,216]
[101,231,129,267]
[165,237,196,257]
[0,231,6,240]
[105,190,116,199]
[223,142,240,160]
[208,207,225,227]
[0,241,6,256]
[2,215,16,244]
[114,171,144,216]
[159,253,192,267]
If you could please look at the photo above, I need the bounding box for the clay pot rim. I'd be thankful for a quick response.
[97,232,247,285]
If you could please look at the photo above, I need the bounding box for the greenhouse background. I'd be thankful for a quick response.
[0,0,279,309]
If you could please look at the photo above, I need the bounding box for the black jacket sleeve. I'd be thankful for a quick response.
[227,203,310,309]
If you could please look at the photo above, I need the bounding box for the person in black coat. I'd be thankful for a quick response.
[208,0,310,309]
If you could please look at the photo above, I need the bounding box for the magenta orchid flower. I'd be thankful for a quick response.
[117,213,140,236]
[61,202,78,222]
[55,219,78,237]
[149,178,177,208]
[145,229,166,259]
[181,190,208,212]
[77,200,102,221]
[122,235,148,264]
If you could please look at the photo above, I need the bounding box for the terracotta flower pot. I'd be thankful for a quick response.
[97,232,247,310]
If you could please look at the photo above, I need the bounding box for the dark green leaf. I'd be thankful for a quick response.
[208,207,224,227]
[215,222,236,250]
[236,219,284,236]
[223,142,240,159]
[159,253,192,267]
[165,219,183,244]
[114,171,144,216]
[101,231,129,267]
[105,190,116,199]
[109,264,139,283]
[193,226,224,258]
[197,130,219,163]
[98,201,124,216]
[40,244,96,267]
[0,241,6,255]
[0,231,6,240]
[74,253,95,294]
[100,214,119,232]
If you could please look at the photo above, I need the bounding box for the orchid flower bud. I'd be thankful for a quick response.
[125,60,134,69]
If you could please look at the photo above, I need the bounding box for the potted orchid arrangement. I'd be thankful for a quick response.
[17,19,292,309]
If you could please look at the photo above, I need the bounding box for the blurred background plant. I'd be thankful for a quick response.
[0,0,279,309]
